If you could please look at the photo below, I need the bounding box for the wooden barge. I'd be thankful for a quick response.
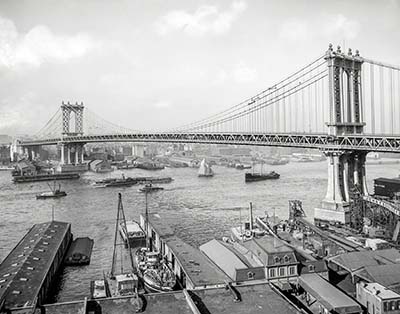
[13,173,80,183]
[0,221,72,313]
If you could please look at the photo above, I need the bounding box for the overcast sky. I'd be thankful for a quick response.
[0,0,399,135]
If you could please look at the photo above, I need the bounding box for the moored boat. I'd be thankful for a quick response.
[119,220,146,248]
[64,237,94,266]
[90,280,107,299]
[14,173,80,183]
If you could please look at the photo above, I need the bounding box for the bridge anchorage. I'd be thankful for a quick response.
[17,44,400,228]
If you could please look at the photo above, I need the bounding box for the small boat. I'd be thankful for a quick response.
[139,184,164,193]
[64,237,94,266]
[198,159,214,177]
[118,220,146,248]
[36,182,67,199]
[245,171,280,182]
[235,163,252,170]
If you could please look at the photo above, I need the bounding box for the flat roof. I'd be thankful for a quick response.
[190,283,302,314]
[0,221,70,310]
[299,273,361,314]
[362,282,400,300]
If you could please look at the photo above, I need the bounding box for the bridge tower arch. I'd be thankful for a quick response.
[315,45,368,225]
[61,101,84,136]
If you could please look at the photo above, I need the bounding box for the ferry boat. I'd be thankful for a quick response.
[198,159,214,177]
[118,220,146,248]
[245,171,280,182]
[139,184,164,193]
[36,182,67,199]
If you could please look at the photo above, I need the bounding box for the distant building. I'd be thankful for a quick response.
[219,147,252,156]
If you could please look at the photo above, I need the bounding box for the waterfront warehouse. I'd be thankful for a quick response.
[0,221,72,313]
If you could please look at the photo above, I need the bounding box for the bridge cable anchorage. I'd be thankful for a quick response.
[172,54,326,132]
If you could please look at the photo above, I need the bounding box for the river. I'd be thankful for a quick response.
[0,160,399,301]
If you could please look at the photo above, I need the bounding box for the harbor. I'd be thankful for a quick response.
[1,1,400,313]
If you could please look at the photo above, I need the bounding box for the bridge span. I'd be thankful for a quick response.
[17,44,400,226]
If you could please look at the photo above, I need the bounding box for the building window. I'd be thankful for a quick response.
[247,272,255,280]
[279,267,285,277]
[269,268,276,278]
[289,266,296,275]
[383,302,388,312]
[308,264,315,272]
[284,255,289,263]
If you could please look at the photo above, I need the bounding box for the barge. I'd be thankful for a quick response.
[64,237,94,266]
[13,173,80,183]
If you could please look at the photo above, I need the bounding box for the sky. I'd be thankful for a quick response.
[0,0,399,135]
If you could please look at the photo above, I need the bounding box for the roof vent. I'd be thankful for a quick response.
[11,290,21,295]
[27,267,34,270]
[20,278,28,282]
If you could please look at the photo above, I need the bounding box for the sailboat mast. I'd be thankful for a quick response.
[118,194,135,272]
[145,190,150,249]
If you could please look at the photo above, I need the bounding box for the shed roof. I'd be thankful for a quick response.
[299,273,362,314]
[200,239,248,280]
[355,263,400,293]
[327,248,400,272]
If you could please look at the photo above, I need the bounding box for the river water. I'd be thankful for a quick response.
[0,160,399,301]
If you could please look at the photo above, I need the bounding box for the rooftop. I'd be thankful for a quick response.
[299,273,362,314]
[0,221,71,310]
[327,248,400,272]
[355,263,400,293]
[361,282,400,300]
[145,213,230,288]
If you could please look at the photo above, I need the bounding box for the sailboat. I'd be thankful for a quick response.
[36,181,67,199]
[135,188,176,293]
[245,160,279,182]
[198,159,214,177]
[104,194,142,301]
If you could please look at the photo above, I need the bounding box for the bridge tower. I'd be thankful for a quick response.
[59,101,86,170]
[315,45,368,225]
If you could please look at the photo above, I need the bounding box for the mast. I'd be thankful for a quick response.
[111,193,135,277]
[145,189,150,250]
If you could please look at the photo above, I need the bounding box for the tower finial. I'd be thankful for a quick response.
[328,43,333,51]
[348,48,352,56]
[355,49,360,57]
[337,45,341,53]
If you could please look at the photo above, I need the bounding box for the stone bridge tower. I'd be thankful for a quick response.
[315,45,368,225]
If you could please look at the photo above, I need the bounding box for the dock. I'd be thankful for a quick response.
[0,221,72,313]
[13,173,80,183]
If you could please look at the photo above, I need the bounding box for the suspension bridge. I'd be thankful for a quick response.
[17,44,400,225]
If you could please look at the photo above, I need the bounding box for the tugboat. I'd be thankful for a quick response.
[36,182,67,199]
[136,187,176,292]
[138,183,164,193]
[198,159,214,177]
[245,161,279,182]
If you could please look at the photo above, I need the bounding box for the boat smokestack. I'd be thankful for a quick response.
[249,202,253,231]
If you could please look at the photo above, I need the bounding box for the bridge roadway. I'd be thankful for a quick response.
[20,132,400,153]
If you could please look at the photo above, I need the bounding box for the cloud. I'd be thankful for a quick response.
[232,62,257,83]
[279,14,360,42]
[322,14,360,40]
[153,101,171,108]
[155,1,247,36]
[0,16,95,68]
[279,19,311,42]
